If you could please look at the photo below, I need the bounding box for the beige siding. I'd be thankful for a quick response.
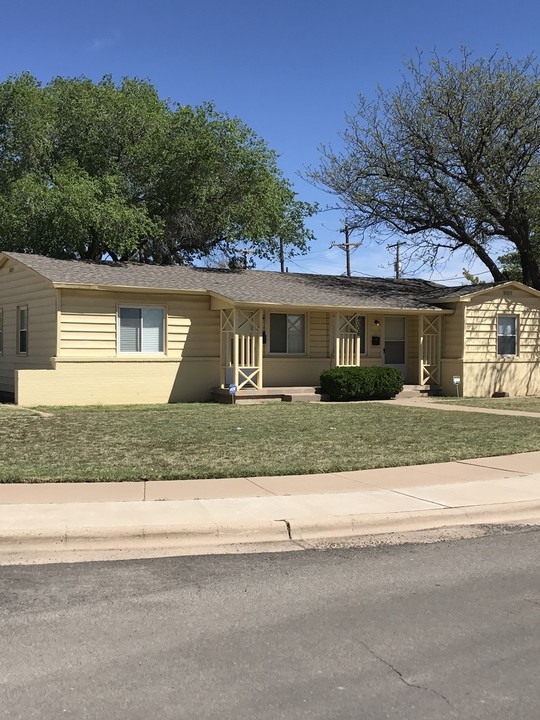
[462,289,540,396]
[462,360,540,397]
[464,289,540,360]
[263,358,332,387]
[365,313,383,360]
[0,259,57,396]
[439,288,540,397]
[441,305,464,359]
[309,311,329,358]
[16,358,219,406]
[404,316,419,384]
[440,359,465,396]
[59,289,220,358]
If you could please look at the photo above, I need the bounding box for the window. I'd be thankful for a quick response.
[497,315,518,356]
[269,313,305,354]
[355,315,366,354]
[119,307,164,353]
[17,306,28,355]
[0,308,3,355]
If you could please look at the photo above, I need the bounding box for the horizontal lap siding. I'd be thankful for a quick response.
[59,290,219,358]
[441,306,464,359]
[309,312,329,358]
[460,289,540,396]
[465,291,540,360]
[0,260,56,395]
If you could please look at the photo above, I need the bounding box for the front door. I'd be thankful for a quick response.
[384,316,406,376]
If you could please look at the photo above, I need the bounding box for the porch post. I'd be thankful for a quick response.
[419,315,424,385]
[257,313,264,389]
[334,312,340,366]
[233,309,240,388]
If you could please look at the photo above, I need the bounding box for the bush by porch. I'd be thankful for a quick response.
[320,366,403,401]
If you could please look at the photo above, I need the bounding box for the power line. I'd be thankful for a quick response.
[330,223,362,277]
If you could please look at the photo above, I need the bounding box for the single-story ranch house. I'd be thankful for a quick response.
[0,251,539,406]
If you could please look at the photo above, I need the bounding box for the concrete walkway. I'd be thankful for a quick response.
[381,397,540,418]
[1,451,540,563]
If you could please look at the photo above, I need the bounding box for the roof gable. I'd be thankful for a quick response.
[431,280,540,302]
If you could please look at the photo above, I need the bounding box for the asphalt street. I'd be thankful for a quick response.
[1,528,540,719]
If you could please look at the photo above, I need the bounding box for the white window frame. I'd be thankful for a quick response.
[268,313,306,355]
[497,314,519,357]
[17,305,28,356]
[117,306,165,355]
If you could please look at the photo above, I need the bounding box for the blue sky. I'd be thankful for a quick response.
[2,0,540,282]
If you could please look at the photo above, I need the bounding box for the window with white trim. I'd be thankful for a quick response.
[17,306,28,355]
[118,307,164,354]
[497,315,518,356]
[269,313,305,354]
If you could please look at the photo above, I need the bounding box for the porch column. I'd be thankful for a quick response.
[420,314,442,385]
[334,313,340,366]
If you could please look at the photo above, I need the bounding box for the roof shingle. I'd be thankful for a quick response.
[3,251,459,310]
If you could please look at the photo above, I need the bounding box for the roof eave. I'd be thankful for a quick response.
[52,281,209,296]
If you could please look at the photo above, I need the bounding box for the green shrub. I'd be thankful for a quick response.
[320,366,403,401]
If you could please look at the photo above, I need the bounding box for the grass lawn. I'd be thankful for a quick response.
[435,397,540,413]
[1,402,539,483]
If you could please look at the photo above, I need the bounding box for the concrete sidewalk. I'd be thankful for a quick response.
[1,452,539,563]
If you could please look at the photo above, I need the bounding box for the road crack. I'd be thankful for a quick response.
[358,639,452,707]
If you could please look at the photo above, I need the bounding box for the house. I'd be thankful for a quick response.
[0,251,539,406]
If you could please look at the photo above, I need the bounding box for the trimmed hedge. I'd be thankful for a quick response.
[320,366,404,401]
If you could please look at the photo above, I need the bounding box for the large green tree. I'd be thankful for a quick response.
[0,73,314,265]
[310,50,540,289]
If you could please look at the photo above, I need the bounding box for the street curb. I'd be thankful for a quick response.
[1,501,540,557]
[285,501,540,541]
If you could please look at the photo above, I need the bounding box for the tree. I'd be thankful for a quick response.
[309,50,540,289]
[0,73,314,265]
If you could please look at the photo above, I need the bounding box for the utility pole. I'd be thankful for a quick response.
[279,237,285,273]
[387,241,406,279]
[331,223,362,277]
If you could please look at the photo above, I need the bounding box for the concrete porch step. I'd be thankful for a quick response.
[211,386,325,404]
[395,384,442,399]
[282,392,329,403]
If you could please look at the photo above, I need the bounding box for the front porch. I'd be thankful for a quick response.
[211,383,442,404]
[217,308,444,394]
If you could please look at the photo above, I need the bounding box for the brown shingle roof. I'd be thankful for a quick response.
[3,252,451,310]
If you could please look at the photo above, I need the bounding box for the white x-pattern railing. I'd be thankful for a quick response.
[420,315,441,385]
[220,309,263,389]
[335,313,362,366]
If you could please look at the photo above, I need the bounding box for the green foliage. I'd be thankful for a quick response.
[311,49,540,289]
[320,366,404,401]
[0,73,315,264]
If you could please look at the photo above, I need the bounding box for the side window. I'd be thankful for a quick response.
[17,306,28,355]
[118,307,164,353]
[269,313,305,354]
[497,315,518,356]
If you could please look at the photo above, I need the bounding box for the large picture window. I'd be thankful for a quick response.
[269,313,305,354]
[497,315,518,356]
[17,306,28,355]
[119,307,164,354]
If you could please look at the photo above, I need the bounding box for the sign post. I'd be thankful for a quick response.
[229,384,238,405]
[453,376,461,398]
